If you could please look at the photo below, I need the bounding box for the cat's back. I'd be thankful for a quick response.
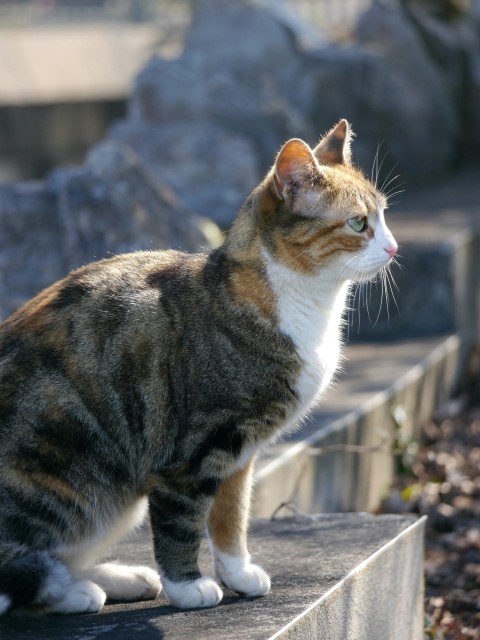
[0,249,201,350]
[0,250,205,443]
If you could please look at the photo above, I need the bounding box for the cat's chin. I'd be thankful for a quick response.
[350,263,390,283]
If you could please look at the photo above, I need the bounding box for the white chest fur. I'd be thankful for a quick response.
[263,250,349,425]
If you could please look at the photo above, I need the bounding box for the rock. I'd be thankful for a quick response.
[350,0,459,183]
[403,0,480,161]
[110,121,260,228]
[119,0,312,224]
[0,141,215,320]
[3,0,479,317]
[130,0,311,157]
[0,181,60,319]
[122,0,462,213]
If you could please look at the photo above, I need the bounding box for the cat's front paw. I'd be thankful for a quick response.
[214,552,271,597]
[83,563,161,601]
[161,576,223,609]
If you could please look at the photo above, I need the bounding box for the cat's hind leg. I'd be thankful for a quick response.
[46,580,106,614]
[208,459,271,598]
[78,563,161,602]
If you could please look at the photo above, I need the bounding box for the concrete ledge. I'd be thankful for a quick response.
[0,514,425,640]
[254,333,459,516]
[0,25,161,105]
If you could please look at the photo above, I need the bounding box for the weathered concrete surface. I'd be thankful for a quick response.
[0,25,163,105]
[0,514,425,640]
[254,334,459,516]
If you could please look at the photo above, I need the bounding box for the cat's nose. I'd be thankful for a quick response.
[385,243,398,257]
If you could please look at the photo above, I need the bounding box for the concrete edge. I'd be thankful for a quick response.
[255,334,460,483]
[266,515,427,640]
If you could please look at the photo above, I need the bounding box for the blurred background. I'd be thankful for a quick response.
[0,0,479,320]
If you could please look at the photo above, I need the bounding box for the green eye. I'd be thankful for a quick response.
[347,216,368,232]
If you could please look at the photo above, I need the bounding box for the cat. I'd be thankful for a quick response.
[0,120,397,614]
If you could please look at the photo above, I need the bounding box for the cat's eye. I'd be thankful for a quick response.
[347,216,368,233]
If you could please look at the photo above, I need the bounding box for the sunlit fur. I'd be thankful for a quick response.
[0,120,397,614]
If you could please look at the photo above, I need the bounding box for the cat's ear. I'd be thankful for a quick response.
[273,139,319,201]
[313,119,352,166]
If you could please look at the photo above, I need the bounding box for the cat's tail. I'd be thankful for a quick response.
[0,548,71,614]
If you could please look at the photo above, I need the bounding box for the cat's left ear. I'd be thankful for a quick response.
[273,138,319,201]
[313,119,353,166]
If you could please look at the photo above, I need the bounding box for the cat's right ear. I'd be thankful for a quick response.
[313,119,352,166]
[272,139,318,201]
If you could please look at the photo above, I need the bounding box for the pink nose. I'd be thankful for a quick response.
[385,244,398,257]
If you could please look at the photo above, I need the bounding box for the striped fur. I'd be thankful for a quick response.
[0,120,397,613]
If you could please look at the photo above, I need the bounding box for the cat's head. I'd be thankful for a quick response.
[258,120,397,284]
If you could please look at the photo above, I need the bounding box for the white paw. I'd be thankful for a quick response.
[121,566,161,601]
[161,575,223,609]
[83,564,161,601]
[214,551,271,597]
[47,580,106,614]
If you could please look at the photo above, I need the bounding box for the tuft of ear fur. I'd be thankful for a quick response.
[273,139,318,201]
[313,119,353,166]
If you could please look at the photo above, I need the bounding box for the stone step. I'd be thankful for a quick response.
[254,333,459,517]
[0,514,425,640]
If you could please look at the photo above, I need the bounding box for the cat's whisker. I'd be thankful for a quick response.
[383,268,391,324]
[391,256,404,271]
[385,267,400,313]
[372,268,386,326]
[371,145,379,184]
[381,172,403,193]
[375,148,389,189]
[385,188,405,200]
[362,278,373,325]
[387,261,401,291]
[371,141,384,187]
[379,165,399,194]
[356,282,363,332]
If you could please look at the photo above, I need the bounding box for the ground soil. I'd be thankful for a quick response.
[379,353,480,640]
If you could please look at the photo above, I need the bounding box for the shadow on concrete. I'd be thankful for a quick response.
[0,604,168,640]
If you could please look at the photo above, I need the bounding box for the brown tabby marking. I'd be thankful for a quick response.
[230,264,276,319]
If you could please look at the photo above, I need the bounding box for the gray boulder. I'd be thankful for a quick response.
[110,121,260,228]
[0,141,214,320]
[402,0,480,160]
[116,0,461,226]
[350,0,459,183]
[2,0,479,321]
[129,0,311,159]
[113,0,312,225]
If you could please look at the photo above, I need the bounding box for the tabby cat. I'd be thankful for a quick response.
[0,120,397,614]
